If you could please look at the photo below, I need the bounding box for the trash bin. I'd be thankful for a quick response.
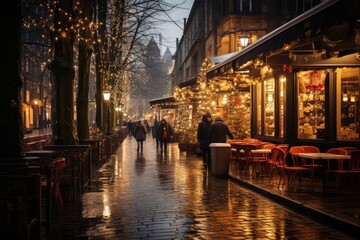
[209,143,231,177]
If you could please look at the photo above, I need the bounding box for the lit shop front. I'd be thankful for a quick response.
[207,0,360,148]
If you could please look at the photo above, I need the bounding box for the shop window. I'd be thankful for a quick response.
[256,82,262,134]
[336,68,359,141]
[278,76,286,137]
[220,35,230,55]
[264,78,275,136]
[297,70,326,139]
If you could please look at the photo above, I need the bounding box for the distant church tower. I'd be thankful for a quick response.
[144,37,168,99]
[162,47,173,74]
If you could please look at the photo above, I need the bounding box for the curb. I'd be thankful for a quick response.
[230,176,360,238]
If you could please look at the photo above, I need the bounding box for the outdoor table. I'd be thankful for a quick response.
[295,152,351,191]
[26,150,56,156]
[251,149,272,154]
[251,149,272,177]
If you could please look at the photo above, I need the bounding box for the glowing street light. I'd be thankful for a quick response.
[102,89,111,135]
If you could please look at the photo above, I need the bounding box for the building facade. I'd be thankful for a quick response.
[172,0,322,143]
[207,0,360,149]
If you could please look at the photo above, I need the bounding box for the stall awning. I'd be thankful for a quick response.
[178,78,197,88]
[149,96,175,106]
[206,0,359,78]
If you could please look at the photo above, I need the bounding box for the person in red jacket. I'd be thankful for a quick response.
[159,118,173,153]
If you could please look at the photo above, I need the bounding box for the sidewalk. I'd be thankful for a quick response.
[35,133,360,239]
[228,167,360,236]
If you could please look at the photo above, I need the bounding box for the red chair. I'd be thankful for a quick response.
[275,147,314,189]
[302,146,320,153]
[277,144,289,153]
[42,157,66,215]
[301,146,322,169]
[339,147,358,155]
[349,150,360,186]
[241,144,259,176]
[325,148,350,191]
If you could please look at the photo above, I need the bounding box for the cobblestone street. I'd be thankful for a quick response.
[44,136,356,239]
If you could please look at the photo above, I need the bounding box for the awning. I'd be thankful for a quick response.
[178,78,197,88]
[149,96,175,106]
[208,52,239,64]
[206,0,359,78]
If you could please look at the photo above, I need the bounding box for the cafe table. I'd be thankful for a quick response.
[26,150,56,156]
[251,149,272,154]
[250,149,272,177]
[295,152,351,191]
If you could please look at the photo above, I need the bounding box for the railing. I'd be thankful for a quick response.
[42,145,91,202]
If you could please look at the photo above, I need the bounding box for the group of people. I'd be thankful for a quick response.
[133,118,173,153]
[132,113,233,166]
[197,113,234,169]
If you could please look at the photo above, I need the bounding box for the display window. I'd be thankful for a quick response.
[264,78,275,136]
[297,70,326,139]
[336,67,359,141]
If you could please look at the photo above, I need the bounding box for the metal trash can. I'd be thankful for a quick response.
[209,143,231,177]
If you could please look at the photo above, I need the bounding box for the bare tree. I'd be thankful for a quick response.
[93,0,183,127]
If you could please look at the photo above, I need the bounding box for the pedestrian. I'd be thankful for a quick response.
[134,119,147,152]
[152,119,160,149]
[127,120,133,136]
[144,119,151,135]
[210,117,234,143]
[197,112,213,169]
[159,118,173,153]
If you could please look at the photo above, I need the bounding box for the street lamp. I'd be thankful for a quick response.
[31,98,43,129]
[240,32,250,48]
[102,89,111,135]
[115,106,122,125]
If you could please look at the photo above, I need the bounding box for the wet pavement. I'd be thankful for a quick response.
[43,136,358,239]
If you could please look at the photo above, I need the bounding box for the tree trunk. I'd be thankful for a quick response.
[76,0,93,141]
[50,0,78,145]
[94,0,108,132]
[0,0,24,158]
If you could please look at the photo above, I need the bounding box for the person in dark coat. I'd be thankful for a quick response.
[210,117,234,143]
[159,119,173,153]
[127,120,133,136]
[197,112,213,168]
[152,119,160,149]
[134,120,147,152]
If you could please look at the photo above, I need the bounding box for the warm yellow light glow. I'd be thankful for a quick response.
[222,95,228,104]
[343,94,348,102]
[240,33,250,47]
[102,90,111,101]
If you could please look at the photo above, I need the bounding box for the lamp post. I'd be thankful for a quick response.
[102,89,111,135]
